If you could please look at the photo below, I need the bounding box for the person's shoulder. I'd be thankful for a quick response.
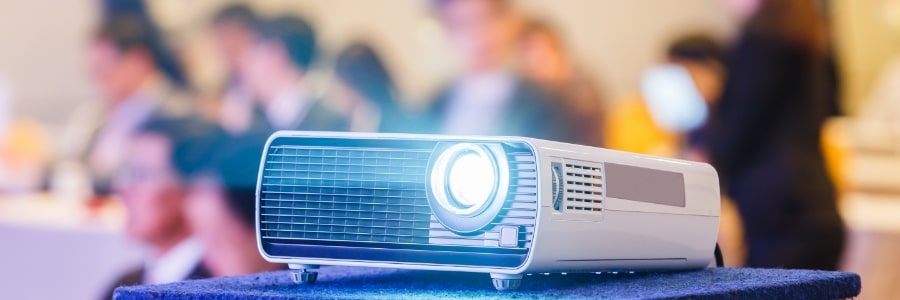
[104,266,144,299]
[509,76,558,106]
[155,88,198,118]
[188,262,212,280]
[299,100,349,131]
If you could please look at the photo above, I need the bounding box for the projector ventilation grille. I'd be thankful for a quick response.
[561,160,605,215]
[259,146,434,244]
[257,140,537,259]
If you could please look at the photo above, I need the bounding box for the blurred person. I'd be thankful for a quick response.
[210,3,262,135]
[238,15,348,133]
[648,35,726,162]
[185,135,284,277]
[426,0,573,141]
[59,15,193,198]
[710,0,844,270]
[518,19,605,147]
[103,117,218,298]
[0,78,51,193]
[606,34,725,160]
[333,42,414,133]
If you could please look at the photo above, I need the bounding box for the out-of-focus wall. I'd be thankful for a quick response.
[0,1,98,127]
[0,0,735,127]
[833,0,900,114]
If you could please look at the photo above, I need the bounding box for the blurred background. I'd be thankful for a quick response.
[0,0,898,299]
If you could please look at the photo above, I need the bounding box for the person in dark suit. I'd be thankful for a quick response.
[184,134,285,277]
[209,4,263,135]
[238,15,348,134]
[60,14,194,198]
[425,0,573,141]
[710,0,844,270]
[333,42,417,133]
[518,19,606,147]
[103,117,222,299]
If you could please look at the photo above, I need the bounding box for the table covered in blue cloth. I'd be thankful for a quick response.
[113,266,861,299]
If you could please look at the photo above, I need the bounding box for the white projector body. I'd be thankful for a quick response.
[256,131,720,290]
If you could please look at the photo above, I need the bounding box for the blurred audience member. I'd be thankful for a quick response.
[185,135,283,277]
[333,43,413,133]
[239,15,348,133]
[0,78,51,193]
[58,15,193,198]
[710,0,844,270]
[518,19,605,147]
[653,35,725,162]
[210,4,262,135]
[104,117,218,297]
[426,0,573,141]
[606,34,724,160]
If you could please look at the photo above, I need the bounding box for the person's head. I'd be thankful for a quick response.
[211,4,260,74]
[184,134,267,275]
[665,34,726,103]
[334,43,397,111]
[90,15,186,104]
[240,15,317,100]
[518,19,571,85]
[185,136,260,238]
[114,117,220,253]
[744,0,828,56]
[432,0,520,73]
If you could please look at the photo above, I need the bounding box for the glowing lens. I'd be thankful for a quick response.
[447,151,496,209]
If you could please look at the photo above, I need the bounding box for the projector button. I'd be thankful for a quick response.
[498,226,519,248]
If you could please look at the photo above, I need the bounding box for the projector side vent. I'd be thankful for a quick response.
[561,160,605,215]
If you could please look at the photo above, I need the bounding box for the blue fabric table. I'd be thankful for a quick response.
[113,266,861,299]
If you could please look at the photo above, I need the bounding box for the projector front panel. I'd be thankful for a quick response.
[257,135,538,269]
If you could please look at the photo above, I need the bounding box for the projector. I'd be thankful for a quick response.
[256,131,720,290]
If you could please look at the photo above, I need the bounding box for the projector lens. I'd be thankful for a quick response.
[446,147,495,213]
[428,143,510,233]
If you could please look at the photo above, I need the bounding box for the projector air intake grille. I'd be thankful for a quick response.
[561,160,605,215]
[257,137,537,268]
[259,146,433,244]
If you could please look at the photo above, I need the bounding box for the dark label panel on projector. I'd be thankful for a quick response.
[605,163,685,207]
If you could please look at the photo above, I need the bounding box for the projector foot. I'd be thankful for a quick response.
[490,273,523,291]
[288,264,320,284]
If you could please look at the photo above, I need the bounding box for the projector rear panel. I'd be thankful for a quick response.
[257,136,539,268]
